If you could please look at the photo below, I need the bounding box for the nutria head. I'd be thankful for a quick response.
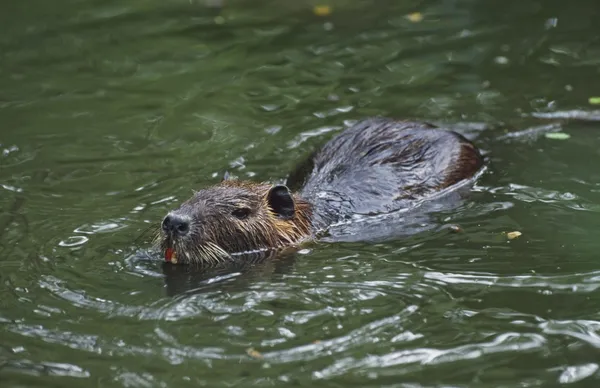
[155,174,312,265]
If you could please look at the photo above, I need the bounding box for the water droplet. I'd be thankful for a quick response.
[545,18,558,29]
[261,104,280,112]
[265,125,282,134]
[494,56,509,65]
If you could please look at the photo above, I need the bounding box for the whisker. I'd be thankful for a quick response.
[135,224,160,245]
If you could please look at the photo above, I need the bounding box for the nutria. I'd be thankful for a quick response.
[156,117,484,265]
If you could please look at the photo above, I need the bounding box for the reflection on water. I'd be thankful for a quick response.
[3,0,600,386]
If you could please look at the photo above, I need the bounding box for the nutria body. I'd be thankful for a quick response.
[158,117,484,265]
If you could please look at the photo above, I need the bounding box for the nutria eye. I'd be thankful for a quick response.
[231,207,251,219]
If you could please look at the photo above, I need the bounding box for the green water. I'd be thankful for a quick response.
[3,0,600,386]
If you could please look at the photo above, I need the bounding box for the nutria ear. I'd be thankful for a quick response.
[267,185,295,219]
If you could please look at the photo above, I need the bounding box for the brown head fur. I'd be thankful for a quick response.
[155,173,313,266]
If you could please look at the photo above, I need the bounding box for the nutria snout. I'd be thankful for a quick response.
[156,117,485,265]
[162,213,191,237]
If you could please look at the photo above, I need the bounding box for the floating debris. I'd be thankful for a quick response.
[448,224,463,233]
[589,97,600,105]
[506,231,522,240]
[246,348,263,359]
[496,123,563,142]
[531,110,600,121]
[406,12,424,23]
[545,132,571,140]
[313,5,331,16]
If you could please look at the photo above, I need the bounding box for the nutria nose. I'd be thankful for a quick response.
[161,213,190,237]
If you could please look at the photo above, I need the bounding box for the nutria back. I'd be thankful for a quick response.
[295,118,484,229]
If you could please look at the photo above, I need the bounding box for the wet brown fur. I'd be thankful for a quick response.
[442,142,482,188]
[158,117,485,265]
[155,179,313,266]
[219,179,313,248]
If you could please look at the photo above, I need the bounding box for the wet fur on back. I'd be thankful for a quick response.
[297,117,484,229]
[158,117,484,265]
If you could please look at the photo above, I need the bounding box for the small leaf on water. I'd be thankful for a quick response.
[313,5,331,16]
[448,224,462,233]
[406,12,424,22]
[545,132,571,140]
[588,96,600,105]
[246,348,263,359]
[506,231,522,240]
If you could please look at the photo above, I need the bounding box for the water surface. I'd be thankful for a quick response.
[3,0,600,386]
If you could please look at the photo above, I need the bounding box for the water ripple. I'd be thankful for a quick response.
[320,333,545,379]
[5,322,229,361]
[3,0,600,386]
[424,271,600,293]
[268,305,421,364]
[558,363,599,384]
[2,359,90,378]
[540,320,600,348]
